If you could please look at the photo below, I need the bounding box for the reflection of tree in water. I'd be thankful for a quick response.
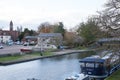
[45,51,96,61]
[77,51,96,59]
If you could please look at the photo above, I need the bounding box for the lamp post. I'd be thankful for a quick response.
[40,38,43,56]
[1,36,3,44]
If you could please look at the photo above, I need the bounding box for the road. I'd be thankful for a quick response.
[0,45,34,55]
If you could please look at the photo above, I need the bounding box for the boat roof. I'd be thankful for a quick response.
[79,57,105,63]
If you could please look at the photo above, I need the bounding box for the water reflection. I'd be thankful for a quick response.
[0,51,94,80]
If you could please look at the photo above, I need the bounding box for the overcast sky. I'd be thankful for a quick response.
[0,0,107,30]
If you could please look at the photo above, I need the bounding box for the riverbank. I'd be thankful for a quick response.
[0,49,93,66]
[105,69,120,80]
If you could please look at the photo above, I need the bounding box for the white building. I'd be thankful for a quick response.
[0,35,11,43]
[35,33,63,49]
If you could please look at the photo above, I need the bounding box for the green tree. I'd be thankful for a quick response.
[53,22,65,37]
[77,18,101,45]
[18,32,24,41]
[18,28,37,41]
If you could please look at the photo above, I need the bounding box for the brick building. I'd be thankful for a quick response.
[0,21,19,43]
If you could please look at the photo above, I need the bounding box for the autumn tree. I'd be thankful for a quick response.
[38,22,54,33]
[64,32,76,46]
[38,22,66,39]
[64,31,83,47]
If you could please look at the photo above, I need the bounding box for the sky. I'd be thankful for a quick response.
[0,0,107,30]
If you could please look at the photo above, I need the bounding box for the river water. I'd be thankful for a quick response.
[0,52,94,80]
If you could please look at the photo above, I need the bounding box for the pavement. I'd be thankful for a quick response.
[52,49,92,55]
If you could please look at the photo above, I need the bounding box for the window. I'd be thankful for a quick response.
[80,63,85,67]
[95,63,103,68]
[86,63,94,68]
[95,63,99,68]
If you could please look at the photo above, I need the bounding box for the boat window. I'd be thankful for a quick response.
[95,63,103,68]
[95,63,99,68]
[80,63,85,67]
[99,63,103,67]
[86,63,94,68]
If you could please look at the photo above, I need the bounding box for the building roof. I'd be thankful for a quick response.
[38,33,62,38]
[25,36,38,39]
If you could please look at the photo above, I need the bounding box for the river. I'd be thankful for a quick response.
[0,51,94,80]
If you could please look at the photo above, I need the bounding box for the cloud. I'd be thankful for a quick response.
[0,0,106,30]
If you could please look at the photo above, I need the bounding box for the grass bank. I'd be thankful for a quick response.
[105,69,120,80]
[0,49,94,65]
[0,51,53,63]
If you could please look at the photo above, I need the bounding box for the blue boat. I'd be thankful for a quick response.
[79,53,120,79]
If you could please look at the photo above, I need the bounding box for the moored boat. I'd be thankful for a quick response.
[65,73,88,80]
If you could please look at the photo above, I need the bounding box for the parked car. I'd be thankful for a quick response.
[29,41,36,45]
[14,41,22,45]
[7,40,14,46]
[23,42,29,46]
[0,44,3,49]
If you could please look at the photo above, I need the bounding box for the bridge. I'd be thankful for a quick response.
[97,38,120,44]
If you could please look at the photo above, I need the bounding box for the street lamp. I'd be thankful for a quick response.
[1,36,3,43]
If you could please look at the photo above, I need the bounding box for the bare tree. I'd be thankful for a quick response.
[95,0,120,37]
[98,0,120,30]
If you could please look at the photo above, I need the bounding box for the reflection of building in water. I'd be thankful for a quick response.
[0,21,19,43]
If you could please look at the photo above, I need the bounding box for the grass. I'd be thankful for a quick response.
[105,69,120,80]
[0,55,22,62]
[0,51,54,63]
[43,51,53,56]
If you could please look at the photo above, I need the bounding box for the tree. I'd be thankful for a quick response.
[18,32,24,41]
[77,18,102,45]
[64,31,83,47]
[38,22,53,33]
[64,31,76,46]
[53,22,65,37]
[97,0,120,37]
[97,0,120,29]
[105,0,120,27]
[18,28,37,41]
[37,22,66,41]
